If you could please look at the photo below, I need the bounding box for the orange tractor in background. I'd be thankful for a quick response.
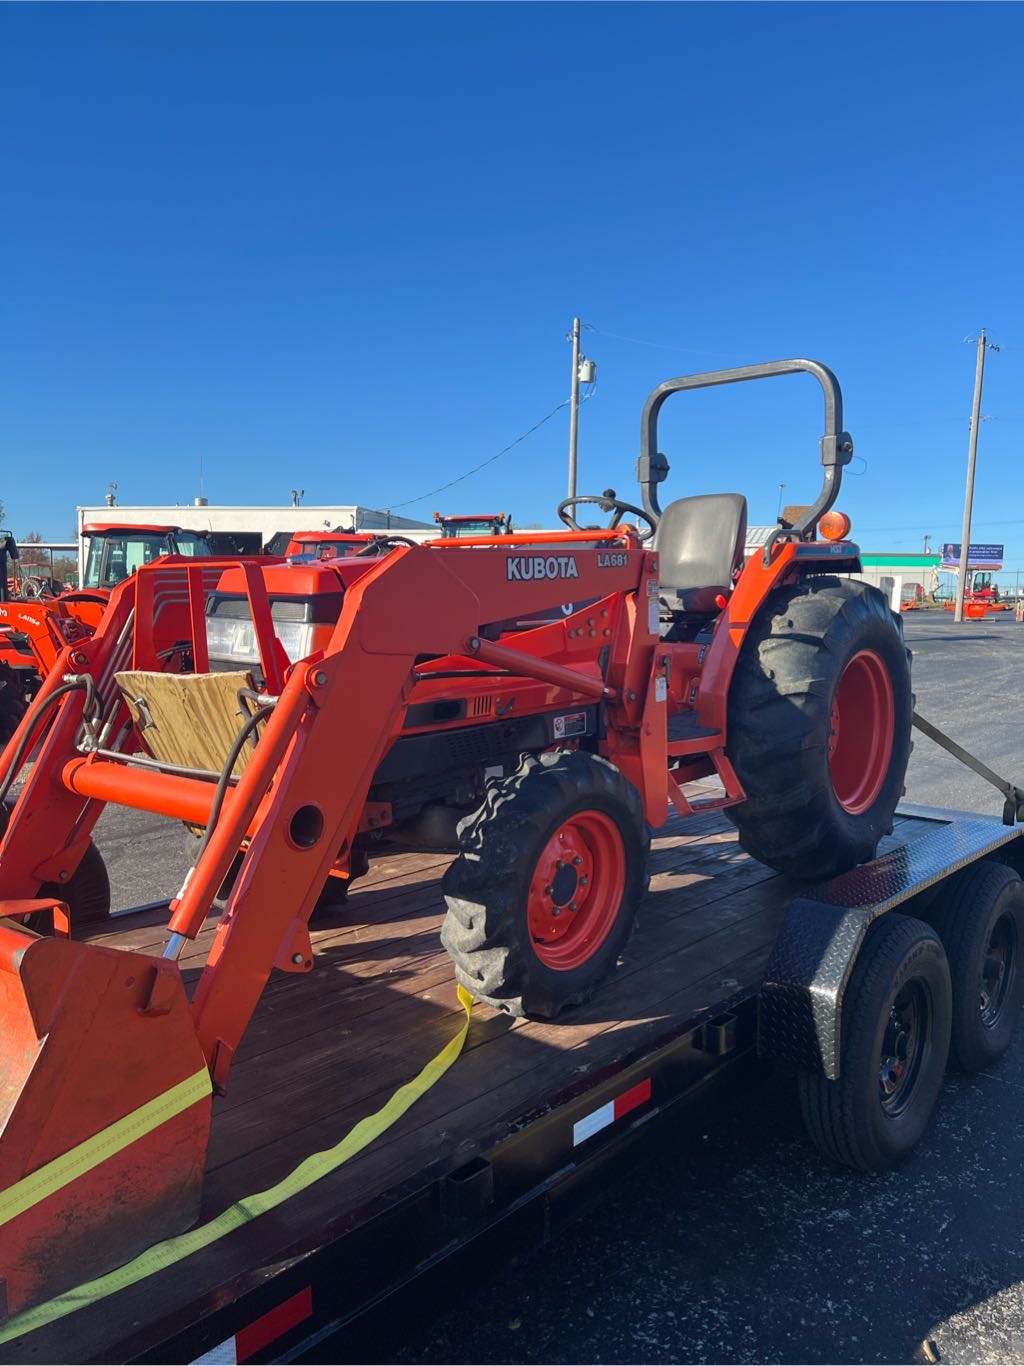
[0,358,914,1318]
[434,511,514,537]
[0,524,216,742]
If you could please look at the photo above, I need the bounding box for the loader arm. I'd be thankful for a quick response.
[182,538,659,1085]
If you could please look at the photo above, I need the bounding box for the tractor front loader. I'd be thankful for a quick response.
[0,359,913,1318]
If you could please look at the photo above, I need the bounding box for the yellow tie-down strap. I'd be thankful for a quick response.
[0,985,474,1345]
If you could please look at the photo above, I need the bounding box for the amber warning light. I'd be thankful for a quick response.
[819,511,851,542]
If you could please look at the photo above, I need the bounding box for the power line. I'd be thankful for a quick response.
[389,391,593,511]
[585,323,749,362]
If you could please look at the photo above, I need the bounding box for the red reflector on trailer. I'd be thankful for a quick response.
[613,1077,652,1119]
[572,1077,651,1146]
[191,1286,313,1364]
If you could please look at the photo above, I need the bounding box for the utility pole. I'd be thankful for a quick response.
[923,534,931,555]
[567,317,582,500]
[954,330,999,622]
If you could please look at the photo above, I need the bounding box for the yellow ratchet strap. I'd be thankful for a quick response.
[0,985,473,1346]
[0,1069,212,1229]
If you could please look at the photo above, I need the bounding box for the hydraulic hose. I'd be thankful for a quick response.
[0,677,96,808]
[192,704,276,864]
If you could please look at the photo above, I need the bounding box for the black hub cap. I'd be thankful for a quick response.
[879,981,929,1116]
[981,914,1016,1027]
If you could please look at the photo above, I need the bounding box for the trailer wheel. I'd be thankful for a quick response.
[798,914,951,1172]
[726,576,912,880]
[441,750,649,1018]
[928,860,1024,1073]
[29,841,112,935]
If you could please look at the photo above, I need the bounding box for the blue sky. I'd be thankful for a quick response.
[2,2,1022,577]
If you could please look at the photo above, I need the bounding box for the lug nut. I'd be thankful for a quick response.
[544,884,554,897]
[573,855,582,866]
[568,901,578,912]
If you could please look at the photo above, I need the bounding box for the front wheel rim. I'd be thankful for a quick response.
[829,649,896,815]
[527,810,626,971]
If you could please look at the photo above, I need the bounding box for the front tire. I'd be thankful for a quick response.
[798,914,951,1172]
[727,577,912,880]
[441,751,649,1018]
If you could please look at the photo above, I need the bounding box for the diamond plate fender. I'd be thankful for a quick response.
[757,812,1024,1080]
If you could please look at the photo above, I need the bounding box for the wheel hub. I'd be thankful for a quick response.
[526,810,626,971]
[549,858,579,909]
[878,984,927,1115]
[530,826,593,941]
[980,914,1014,1026]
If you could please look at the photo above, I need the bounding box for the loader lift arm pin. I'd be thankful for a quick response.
[912,710,1024,825]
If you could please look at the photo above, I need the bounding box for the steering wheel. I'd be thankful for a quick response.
[557,489,657,542]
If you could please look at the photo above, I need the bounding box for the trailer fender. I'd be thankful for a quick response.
[758,812,1024,1078]
[758,898,882,1080]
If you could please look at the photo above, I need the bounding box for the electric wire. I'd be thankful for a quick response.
[389,389,595,510]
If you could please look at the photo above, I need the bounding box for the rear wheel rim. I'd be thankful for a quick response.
[829,649,896,814]
[527,810,625,970]
[981,912,1016,1028]
[879,979,930,1117]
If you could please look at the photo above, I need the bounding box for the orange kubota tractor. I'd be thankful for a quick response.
[0,359,912,1317]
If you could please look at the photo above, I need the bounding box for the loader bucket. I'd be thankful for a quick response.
[0,916,211,1321]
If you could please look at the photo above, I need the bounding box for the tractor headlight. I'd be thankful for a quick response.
[206,598,315,668]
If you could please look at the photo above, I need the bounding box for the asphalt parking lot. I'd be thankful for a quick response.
[88,613,1024,1364]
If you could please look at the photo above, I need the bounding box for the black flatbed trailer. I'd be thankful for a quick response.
[4,786,1023,1366]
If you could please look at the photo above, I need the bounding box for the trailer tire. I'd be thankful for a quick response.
[798,914,951,1172]
[441,750,649,1018]
[928,860,1024,1073]
[30,841,112,934]
[726,576,912,880]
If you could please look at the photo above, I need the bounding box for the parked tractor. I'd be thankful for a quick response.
[0,358,916,1317]
[80,522,214,590]
[434,511,514,537]
[282,529,420,560]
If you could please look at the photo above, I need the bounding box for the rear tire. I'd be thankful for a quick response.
[441,750,649,1018]
[798,914,951,1171]
[0,661,30,745]
[928,861,1024,1073]
[726,576,912,880]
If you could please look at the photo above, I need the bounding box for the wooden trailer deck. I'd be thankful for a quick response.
[8,793,940,1364]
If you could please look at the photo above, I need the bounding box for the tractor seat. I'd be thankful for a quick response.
[652,493,748,615]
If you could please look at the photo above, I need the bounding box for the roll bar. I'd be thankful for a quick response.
[636,358,854,543]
